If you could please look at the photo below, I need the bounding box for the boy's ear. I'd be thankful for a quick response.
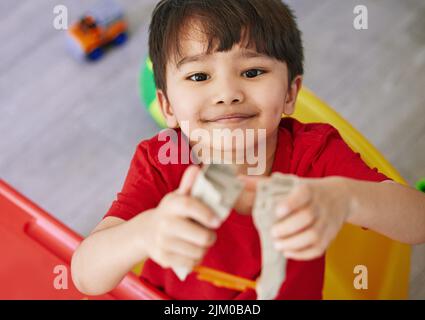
[283,75,303,116]
[157,89,179,128]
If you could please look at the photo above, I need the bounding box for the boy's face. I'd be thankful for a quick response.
[157,25,302,153]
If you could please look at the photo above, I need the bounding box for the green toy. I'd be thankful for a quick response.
[416,178,425,193]
[139,57,167,128]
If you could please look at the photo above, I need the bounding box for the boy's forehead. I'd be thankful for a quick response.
[170,18,259,66]
[171,35,268,70]
[173,25,217,62]
[179,36,210,58]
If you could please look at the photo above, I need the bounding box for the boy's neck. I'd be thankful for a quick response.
[236,131,278,177]
[194,130,279,177]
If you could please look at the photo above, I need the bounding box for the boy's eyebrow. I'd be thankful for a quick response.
[176,50,269,70]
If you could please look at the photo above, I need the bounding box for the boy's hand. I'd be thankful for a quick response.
[240,175,351,261]
[143,166,221,272]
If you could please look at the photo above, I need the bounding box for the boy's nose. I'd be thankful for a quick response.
[216,97,241,105]
[211,76,245,106]
[213,86,244,106]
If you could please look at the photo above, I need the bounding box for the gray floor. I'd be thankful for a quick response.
[1,0,424,299]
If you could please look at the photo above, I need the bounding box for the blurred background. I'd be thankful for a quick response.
[1,0,424,298]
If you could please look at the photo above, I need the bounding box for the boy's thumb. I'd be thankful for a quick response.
[177,165,201,195]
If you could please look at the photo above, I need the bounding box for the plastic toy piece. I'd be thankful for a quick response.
[173,164,244,281]
[416,179,425,193]
[67,0,128,61]
[172,164,297,298]
[140,58,168,128]
[191,164,244,221]
[253,173,297,300]
[194,266,256,292]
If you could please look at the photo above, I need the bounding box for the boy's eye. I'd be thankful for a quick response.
[187,69,265,82]
[188,73,210,82]
[243,69,265,78]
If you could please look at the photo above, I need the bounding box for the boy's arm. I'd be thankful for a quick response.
[344,179,425,245]
[242,175,425,261]
[71,213,152,296]
[71,166,219,296]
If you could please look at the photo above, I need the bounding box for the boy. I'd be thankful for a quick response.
[71,0,425,299]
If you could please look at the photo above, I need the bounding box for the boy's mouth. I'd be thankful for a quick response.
[203,113,258,124]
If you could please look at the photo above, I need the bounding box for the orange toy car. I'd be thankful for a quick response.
[67,0,128,61]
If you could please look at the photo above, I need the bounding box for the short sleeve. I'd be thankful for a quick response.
[313,125,392,183]
[103,142,169,221]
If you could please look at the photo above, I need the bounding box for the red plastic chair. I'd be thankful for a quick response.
[0,179,169,300]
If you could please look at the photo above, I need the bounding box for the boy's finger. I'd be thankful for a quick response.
[275,183,313,218]
[168,218,217,248]
[271,208,316,239]
[177,165,201,196]
[273,228,318,252]
[165,236,206,260]
[284,246,325,261]
[158,250,199,271]
[174,196,221,229]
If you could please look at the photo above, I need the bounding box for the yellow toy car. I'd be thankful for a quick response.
[67,0,128,61]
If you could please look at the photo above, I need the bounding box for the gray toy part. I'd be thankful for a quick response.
[252,173,297,300]
[173,164,244,281]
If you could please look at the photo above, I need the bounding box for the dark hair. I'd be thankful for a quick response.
[148,0,304,95]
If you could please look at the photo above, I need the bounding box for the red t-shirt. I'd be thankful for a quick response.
[103,117,390,300]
